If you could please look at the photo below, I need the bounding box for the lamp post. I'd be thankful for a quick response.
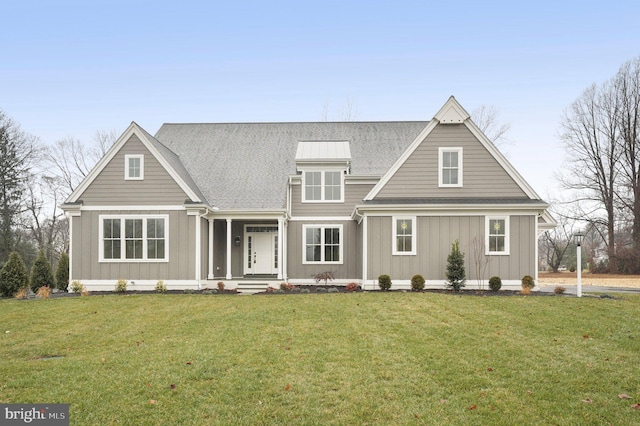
[574,231,585,297]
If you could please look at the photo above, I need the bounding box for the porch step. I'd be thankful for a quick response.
[236,282,269,294]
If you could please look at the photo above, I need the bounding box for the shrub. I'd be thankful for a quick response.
[155,280,167,293]
[36,286,51,299]
[328,287,339,293]
[71,280,85,294]
[55,253,69,291]
[0,252,29,298]
[266,286,277,293]
[15,287,29,300]
[521,287,532,295]
[569,265,576,273]
[316,287,327,293]
[280,282,295,291]
[346,282,360,292]
[446,240,466,292]
[300,288,310,294]
[115,279,127,293]
[314,271,335,285]
[488,276,502,292]
[554,286,566,295]
[31,250,55,292]
[521,275,535,290]
[411,274,425,291]
[378,274,392,291]
[217,282,225,291]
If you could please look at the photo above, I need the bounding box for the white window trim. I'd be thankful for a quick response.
[99,214,169,262]
[125,154,144,180]
[485,216,510,255]
[438,147,463,188]
[301,170,345,203]
[302,224,344,264]
[392,216,417,255]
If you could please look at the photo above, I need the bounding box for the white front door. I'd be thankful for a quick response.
[244,227,278,275]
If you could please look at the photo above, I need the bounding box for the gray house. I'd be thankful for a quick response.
[62,97,555,291]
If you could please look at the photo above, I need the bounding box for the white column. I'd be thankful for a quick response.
[195,216,201,289]
[577,244,582,298]
[277,218,284,279]
[226,219,233,280]
[362,215,368,289]
[208,219,214,280]
[67,214,73,291]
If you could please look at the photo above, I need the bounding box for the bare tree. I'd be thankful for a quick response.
[471,105,511,148]
[321,97,358,121]
[470,236,490,290]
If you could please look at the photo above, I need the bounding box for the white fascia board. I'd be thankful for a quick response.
[211,209,287,220]
[354,204,546,217]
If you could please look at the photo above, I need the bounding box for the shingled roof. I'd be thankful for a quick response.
[154,121,427,210]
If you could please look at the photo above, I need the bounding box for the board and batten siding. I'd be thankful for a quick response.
[287,220,360,280]
[375,124,528,199]
[71,210,195,282]
[79,135,189,205]
[366,215,535,282]
[290,180,375,217]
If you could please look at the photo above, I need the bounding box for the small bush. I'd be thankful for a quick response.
[115,279,127,293]
[346,282,360,292]
[411,274,425,291]
[521,287,532,295]
[328,287,339,293]
[217,282,225,291]
[36,286,51,299]
[521,275,535,290]
[569,265,576,273]
[275,289,285,294]
[446,240,466,292]
[71,280,85,294]
[314,271,335,285]
[266,286,277,293]
[81,289,90,297]
[0,252,30,298]
[202,289,215,295]
[554,286,566,295]
[31,250,55,292]
[488,276,502,292]
[15,287,29,300]
[55,253,69,291]
[378,274,392,291]
[280,282,295,291]
[155,280,167,293]
[300,288,310,294]
[316,287,327,293]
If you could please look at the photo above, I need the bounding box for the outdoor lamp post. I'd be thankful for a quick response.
[574,231,585,297]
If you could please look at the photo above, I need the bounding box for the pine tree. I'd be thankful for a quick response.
[0,251,29,297]
[446,240,466,292]
[55,252,69,291]
[30,250,55,292]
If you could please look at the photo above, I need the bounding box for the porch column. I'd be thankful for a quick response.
[226,218,232,280]
[208,219,214,280]
[362,215,368,289]
[277,218,284,279]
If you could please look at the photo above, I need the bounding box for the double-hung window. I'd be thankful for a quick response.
[393,216,416,255]
[486,216,509,255]
[303,224,343,264]
[438,147,463,187]
[100,215,168,261]
[303,171,343,202]
[125,154,144,180]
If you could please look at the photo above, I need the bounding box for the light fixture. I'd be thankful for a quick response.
[234,236,241,246]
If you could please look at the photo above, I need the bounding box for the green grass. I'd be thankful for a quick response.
[1,293,639,425]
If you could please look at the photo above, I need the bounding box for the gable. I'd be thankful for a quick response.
[76,134,190,206]
[372,123,528,199]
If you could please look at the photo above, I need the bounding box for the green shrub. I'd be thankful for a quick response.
[0,252,29,298]
[569,265,576,273]
[70,280,85,294]
[488,276,502,292]
[30,250,55,292]
[115,279,127,293]
[378,274,392,291]
[521,275,535,290]
[55,253,69,291]
[446,240,466,292]
[328,287,339,293]
[411,274,425,291]
[316,287,327,293]
[155,280,167,293]
[300,288,310,294]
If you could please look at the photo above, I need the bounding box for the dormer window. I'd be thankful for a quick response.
[125,154,144,180]
[296,140,350,203]
[438,147,462,187]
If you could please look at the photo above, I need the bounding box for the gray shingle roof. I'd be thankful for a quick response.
[154,121,427,210]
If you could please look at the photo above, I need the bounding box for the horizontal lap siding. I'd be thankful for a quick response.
[367,215,535,282]
[72,210,195,282]
[375,124,527,199]
[287,220,360,280]
[79,135,189,205]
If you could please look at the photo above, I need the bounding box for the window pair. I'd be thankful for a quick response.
[303,171,342,202]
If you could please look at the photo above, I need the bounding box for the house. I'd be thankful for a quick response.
[61,97,556,292]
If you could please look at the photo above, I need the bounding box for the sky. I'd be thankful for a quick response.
[2,0,640,200]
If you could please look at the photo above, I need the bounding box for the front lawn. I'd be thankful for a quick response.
[1,293,639,424]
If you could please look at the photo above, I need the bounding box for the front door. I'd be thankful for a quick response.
[244,226,278,275]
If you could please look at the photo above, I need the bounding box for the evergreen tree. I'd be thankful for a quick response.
[30,250,55,292]
[55,252,69,291]
[0,251,29,297]
[446,240,466,292]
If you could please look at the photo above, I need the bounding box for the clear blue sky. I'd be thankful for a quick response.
[2,0,639,198]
